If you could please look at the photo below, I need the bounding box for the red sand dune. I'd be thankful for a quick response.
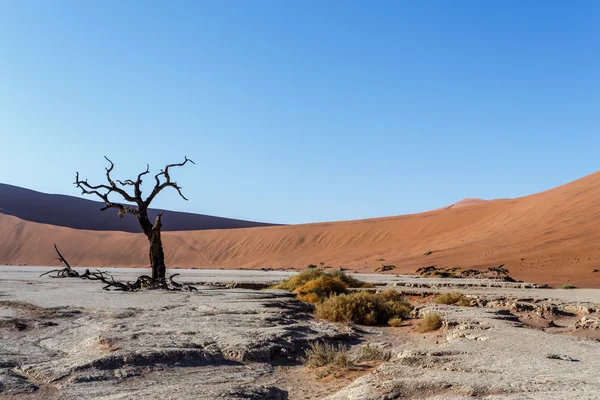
[447,198,490,209]
[2,172,600,288]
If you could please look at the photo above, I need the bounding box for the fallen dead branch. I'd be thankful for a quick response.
[39,244,81,278]
[40,244,197,292]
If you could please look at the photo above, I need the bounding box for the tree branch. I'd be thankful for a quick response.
[133,164,150,200]
[145,156,195,206]
[74,156,194,217]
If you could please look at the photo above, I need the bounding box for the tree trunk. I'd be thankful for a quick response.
[149,231,166,280]
[138,211,167,281]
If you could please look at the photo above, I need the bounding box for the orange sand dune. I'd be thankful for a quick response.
[447,198,490,209]
[2,172,600,288]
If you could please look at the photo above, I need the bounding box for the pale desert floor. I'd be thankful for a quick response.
[2,267,600,399]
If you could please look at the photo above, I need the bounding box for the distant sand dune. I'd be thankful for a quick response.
[447,198,490,209]
[0,183,276,232]
[2,172,600,288]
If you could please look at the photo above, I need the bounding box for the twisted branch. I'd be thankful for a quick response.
[145,156,195,206]
[74,156,194,218]
[39,246,197,291]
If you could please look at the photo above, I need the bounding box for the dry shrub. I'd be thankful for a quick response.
[328,270,375,288]
[271,269,374,303]
[271,269,324,291]
[388,317,403,327]
[316,290,412,325]
[557,283,577,289]
[294,276,347,303]
[416,312,443,333]
[301,342,352,369]
[434,292,470,306]
[297,292,321,303]
[358,344,391,362]
[377,289,412,319]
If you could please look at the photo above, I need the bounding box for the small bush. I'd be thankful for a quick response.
[557,284,577,289]
[307,264,318,269]
[316,292,376,325]
[434,292,469,306]
[416,312,443,333]
[375,258,385,262]
[272,269,374,303]
[593,269,599,273]
[388,317,403,327]
[271,269,325,291]
[316,290,412,325]
[301,342,352,369]
[297,292,321,304]
[423,250,433,256]
[358,344,391,362]
[294,276,347,303]
[328,270,374,288]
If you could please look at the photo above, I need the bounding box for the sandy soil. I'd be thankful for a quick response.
[2,171,600,287]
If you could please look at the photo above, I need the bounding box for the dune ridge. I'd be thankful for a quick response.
[2,172,600,287]
[0,183,276,232]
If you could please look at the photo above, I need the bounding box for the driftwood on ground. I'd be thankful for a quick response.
[39,244,81,278]
[40,244,197,292]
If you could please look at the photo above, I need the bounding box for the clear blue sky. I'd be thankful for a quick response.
[1,1,598,224]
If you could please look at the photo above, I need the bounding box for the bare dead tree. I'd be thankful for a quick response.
[74,156,195,282]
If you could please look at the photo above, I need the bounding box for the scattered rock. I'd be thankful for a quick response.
[575,316,600,330]
[221,385,288,399]
[415,265,516,281]
[546,354,578,362]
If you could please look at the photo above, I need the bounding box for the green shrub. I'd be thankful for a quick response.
[416,312,443,333]
[307,264,318,269]
[315,290,412,325]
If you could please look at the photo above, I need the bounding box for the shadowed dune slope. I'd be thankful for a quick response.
[2,172,600,287]
[0,183,276,232]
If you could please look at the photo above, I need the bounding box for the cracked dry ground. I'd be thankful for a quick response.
[2,279,600,399]
[0,280,357,399]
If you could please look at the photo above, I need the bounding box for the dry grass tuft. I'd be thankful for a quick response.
[271,269,324,291]
[433,292,470,306]
[388,317,403,327]
[301,342,353,369]
[272,269,374,303]
[557,283,577,289]
[328,270,375,288]
[296,292,321,304]
[416,312,443,333]
[294,276,347,303]
[358,344,391,362]
[315,290,412,325]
